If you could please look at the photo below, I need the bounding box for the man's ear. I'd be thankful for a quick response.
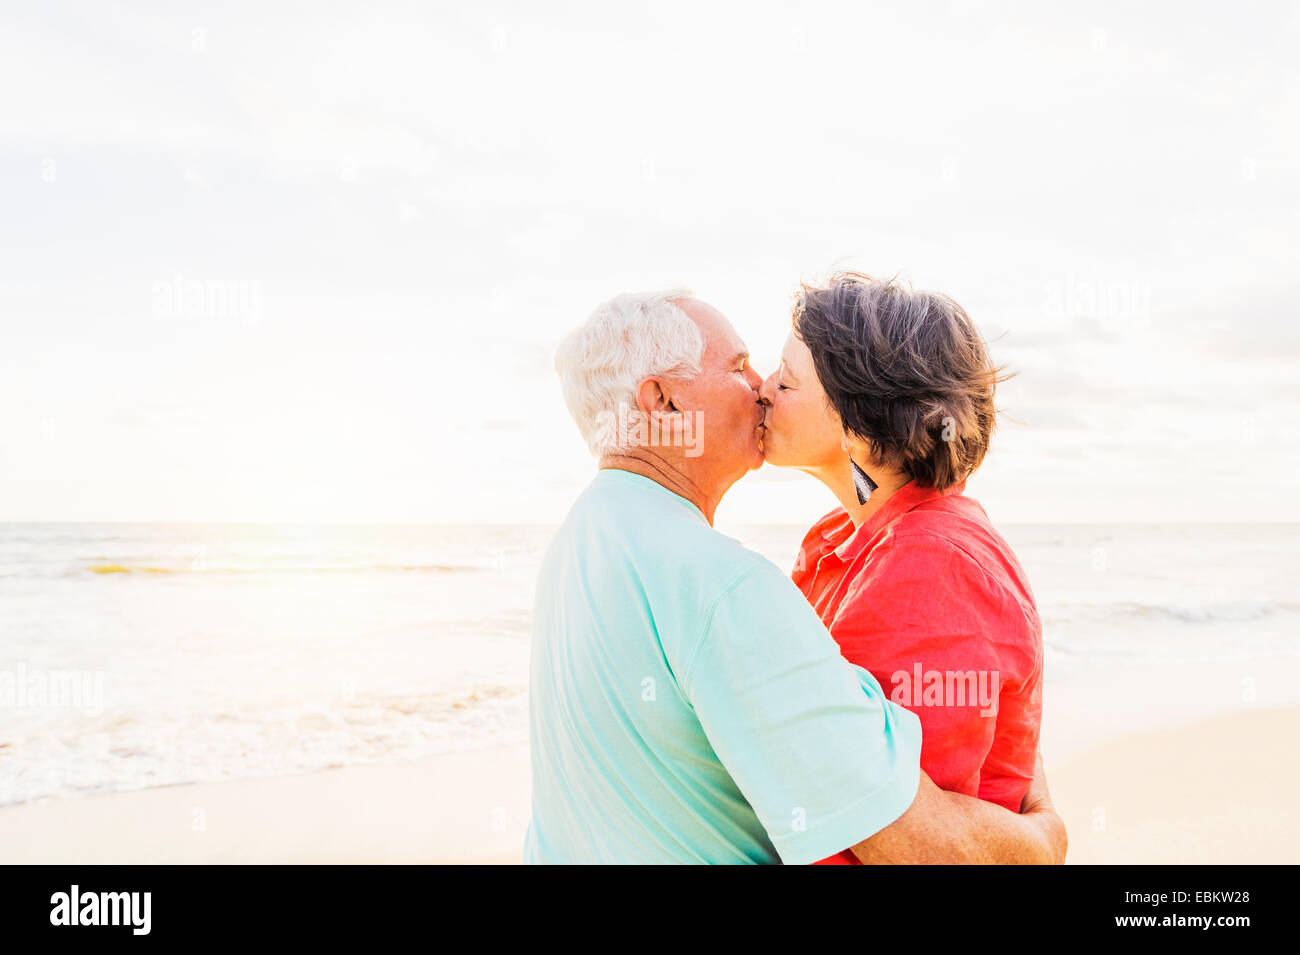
[635,377,680,415]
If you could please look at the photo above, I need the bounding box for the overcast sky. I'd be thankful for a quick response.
[2,1,1297,525]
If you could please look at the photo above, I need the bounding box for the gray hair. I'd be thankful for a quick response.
[554,289,704,457]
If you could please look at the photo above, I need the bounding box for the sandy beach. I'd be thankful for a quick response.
[1050,707,1298,864]
[5,521,1296,865]
[0,742,531,865]
[4,671,1297,864]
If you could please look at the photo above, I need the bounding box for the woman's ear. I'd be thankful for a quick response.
[842,431,881,468]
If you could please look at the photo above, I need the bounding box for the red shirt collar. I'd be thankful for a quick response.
[833,477,967,562]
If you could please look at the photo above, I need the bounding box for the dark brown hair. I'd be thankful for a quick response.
[792,271,1010,491]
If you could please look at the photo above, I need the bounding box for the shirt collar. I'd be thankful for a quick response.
[596,467,708,524]
[833,477,967,562]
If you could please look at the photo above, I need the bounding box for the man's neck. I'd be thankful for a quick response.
[598,450,725,525]
[804,458,911,529]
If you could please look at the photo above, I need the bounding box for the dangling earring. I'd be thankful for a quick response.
[850,457,877,505]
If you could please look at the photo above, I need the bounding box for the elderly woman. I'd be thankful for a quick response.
[759,272,1043,865]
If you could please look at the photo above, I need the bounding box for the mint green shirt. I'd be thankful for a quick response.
[524,468,922,864]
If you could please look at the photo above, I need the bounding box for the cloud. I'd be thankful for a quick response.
[3,2,1299,521]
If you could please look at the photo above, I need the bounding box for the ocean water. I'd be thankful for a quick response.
[1,521,1297,806]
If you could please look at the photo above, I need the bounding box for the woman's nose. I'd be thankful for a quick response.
[758,370,777,405]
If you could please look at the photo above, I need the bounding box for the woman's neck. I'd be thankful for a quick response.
[803,458,911,529]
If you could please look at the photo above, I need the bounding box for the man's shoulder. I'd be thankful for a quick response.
[567,470,785,594]
[638,520,802,632]
[668,522,784,597]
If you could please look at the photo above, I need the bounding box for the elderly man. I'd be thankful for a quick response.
[524,289,1066,864]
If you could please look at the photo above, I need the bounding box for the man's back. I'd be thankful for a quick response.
[525,468,922,864]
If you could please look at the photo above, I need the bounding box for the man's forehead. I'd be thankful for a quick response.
[677,297,747,358]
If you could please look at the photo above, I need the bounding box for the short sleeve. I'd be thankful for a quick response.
[683,559,922,865]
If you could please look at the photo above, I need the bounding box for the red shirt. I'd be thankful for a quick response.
[791,479,1043,864]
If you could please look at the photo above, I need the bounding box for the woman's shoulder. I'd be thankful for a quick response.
[893,493,1008,562]
[887,500,1040,620]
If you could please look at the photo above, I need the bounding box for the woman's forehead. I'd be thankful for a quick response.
[782,332,812,368]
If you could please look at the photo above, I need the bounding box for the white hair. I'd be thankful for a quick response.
[554,288,705,458]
